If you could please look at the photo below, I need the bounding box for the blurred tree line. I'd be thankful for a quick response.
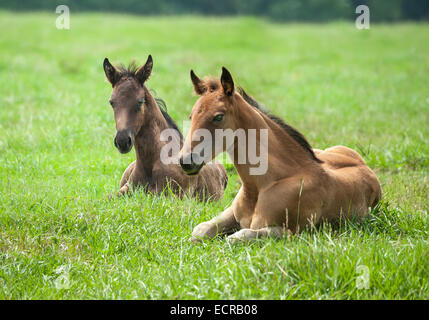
[0,0,428,21]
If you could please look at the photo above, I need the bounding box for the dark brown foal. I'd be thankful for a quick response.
[103,55,227,200]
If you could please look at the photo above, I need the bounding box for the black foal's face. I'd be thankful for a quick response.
[103,55,153,154]
[110,79,146,154]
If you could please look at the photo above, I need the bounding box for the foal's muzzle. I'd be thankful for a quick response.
[179,152,204,175]
[114,129,135,154]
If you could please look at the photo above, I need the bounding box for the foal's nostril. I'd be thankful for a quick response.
[180,153,204,175]
[181,162,194,171]
[179,155,194,171]
[114,129,135,153]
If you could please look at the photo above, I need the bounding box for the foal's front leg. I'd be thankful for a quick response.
[226,226,287,243]
[190,207,239,243]
[117,161,136,196]
[117,182,130,196]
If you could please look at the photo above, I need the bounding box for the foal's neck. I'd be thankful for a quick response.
[231,94,319,191]
[133,88,178,174]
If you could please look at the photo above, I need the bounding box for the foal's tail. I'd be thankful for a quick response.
[372,187,382,209]
[370,174,382,209]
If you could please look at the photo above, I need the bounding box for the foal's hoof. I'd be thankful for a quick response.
[189,235,203,243]
[226,237,237,244]
[226,229,255,244]
[189,222,217,243]
[226,235,245,244]
[117,183,130,197]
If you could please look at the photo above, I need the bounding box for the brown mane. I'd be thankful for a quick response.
[116,61,140,79]
[196,76,222,93]
[237,87,322,163]
[195,76,321,163]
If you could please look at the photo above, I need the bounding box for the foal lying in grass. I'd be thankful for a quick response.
[179,67,382,242]
[103,56,227,200]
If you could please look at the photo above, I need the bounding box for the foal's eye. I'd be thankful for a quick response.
[213,114,224,122]
[109,100,114,108]
[135,99,145,112]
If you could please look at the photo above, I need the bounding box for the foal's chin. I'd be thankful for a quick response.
[183,164,204,176]
[116,145,133,154]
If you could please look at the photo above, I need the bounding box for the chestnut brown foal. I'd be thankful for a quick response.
[103,55,227,200]
[179,67,382,243]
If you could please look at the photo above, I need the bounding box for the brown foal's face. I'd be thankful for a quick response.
[103,55,153,154]
[109,79,146,154]
[180,67,235,175]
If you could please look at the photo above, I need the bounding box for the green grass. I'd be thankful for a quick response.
[0,11,428,299]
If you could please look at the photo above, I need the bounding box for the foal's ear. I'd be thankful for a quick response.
[190,70,206,95]
[221,67,234,96]
[136,54,153,85]
[103,58,119,87]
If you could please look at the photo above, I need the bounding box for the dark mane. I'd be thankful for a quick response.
[153,96,183,140]
[117,61,140,79]
[238,87,322,163]
[115,62,183,140]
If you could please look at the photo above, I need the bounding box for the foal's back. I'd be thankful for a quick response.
[315,145,381,219]
[193,161,228,201]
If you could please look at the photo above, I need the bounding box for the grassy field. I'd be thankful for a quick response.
[0,11,428,299]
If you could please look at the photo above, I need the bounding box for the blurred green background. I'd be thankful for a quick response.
[0,0,428,22]
[0,1,428,299]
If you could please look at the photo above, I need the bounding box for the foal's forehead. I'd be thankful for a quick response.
[196,92,223,108]
[190,92,223,117]
[113,78,141,96]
